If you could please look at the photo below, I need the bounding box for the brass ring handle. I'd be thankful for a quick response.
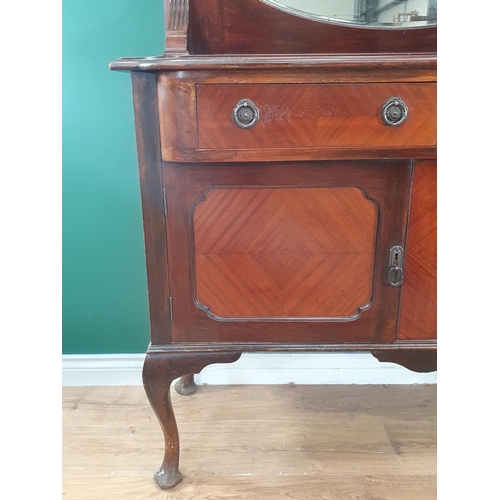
[381,97,408,126]
[233,99,259,129]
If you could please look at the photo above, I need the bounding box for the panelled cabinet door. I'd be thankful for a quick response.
[164,160,412,343]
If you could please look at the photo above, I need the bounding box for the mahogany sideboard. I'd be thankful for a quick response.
[111,0,437,488]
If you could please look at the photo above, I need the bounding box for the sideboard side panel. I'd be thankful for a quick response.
[131,72,172,344]
[398,160,437,340]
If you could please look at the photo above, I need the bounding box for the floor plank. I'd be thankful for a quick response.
[62,384,436,499]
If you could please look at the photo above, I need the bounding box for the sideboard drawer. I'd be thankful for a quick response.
[196,83,436,150]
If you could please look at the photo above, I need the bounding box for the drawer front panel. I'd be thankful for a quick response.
[197,83,436,150]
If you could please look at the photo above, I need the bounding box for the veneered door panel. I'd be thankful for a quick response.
[194,187,377,318]
[398,160,437,340]
[164,160,412,343]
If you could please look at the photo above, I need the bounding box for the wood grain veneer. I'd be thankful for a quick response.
[398,160,437,340]
[156,70,436,163]
[164,160,411,344]
[197,83,437,151]
[193,187,377,318]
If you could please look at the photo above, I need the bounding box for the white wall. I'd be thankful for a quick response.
[62,352,437,386]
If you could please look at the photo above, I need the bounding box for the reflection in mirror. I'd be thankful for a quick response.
[260,0,437,28]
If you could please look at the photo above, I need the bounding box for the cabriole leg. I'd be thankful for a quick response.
[142,351,241,488]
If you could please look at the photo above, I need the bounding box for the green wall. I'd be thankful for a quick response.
[63,1,164,353]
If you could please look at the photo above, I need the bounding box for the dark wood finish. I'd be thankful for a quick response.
[157,78,198,160]
[130,72,171,345]
[371,349,437,372]
[151,60,436,80]
[156,71,435,163]
[164,160,411,343]
[197,83,436,150]
[188,0,436,54]
[143,351,241,487]
[111,53,436,73]
[163,0,189,53]
[165,145,436,163]
[398,160,437,339]
[112,0,437,489]
[194,187,377,318]
[149,342,436,354]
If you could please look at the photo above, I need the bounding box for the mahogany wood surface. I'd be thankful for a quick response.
[371,349,437,372]
[193,187,377,318]
[157,77,198,160]
[113,1,438,489]
[188,0,436,55]
[149,343,436,356]
[197,83,436,151]
[130,72,172,345]
[398,160,437,340]
[157,64,436,85]
[164,160,411,344]
[112,53,436,73]
[166,146,436,163]
[143,351,241,487]
[156,72,436,163]
[163,0,189,53]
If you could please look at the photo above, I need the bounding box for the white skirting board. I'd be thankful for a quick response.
[62,352,437,386]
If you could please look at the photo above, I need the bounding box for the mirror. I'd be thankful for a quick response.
[260,0,437,28]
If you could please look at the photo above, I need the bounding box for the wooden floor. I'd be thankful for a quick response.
[62,384,436,499]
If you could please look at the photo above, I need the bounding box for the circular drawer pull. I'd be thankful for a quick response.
[233,99,259,129]
[381,97,408,126]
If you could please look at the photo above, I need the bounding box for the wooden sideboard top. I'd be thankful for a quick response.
[110,53,436,72]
